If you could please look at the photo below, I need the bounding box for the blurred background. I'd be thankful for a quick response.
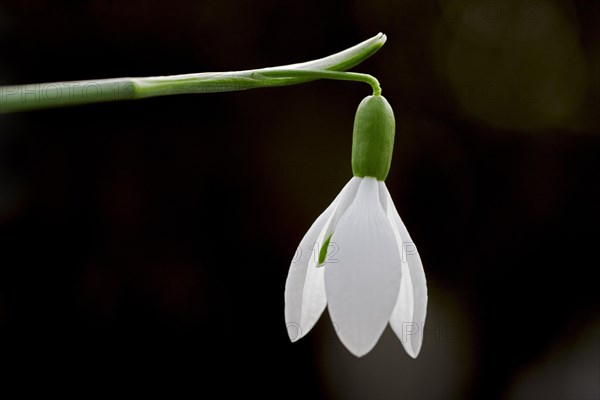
[0,0,599,398]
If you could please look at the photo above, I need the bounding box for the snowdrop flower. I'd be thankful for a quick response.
[284,95,427,358]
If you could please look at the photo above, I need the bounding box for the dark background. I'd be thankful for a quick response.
[0,0,599,398]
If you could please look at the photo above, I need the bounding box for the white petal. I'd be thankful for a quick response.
[380,182,428,358]
[325,177,402,357]
[284,177,361,342]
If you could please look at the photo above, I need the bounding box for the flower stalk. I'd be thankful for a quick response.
[0,33,386,113]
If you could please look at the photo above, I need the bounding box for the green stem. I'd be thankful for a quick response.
[0,33,386,113]
[258,69,381,95]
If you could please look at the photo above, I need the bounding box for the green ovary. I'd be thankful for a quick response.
[351,95,396,181]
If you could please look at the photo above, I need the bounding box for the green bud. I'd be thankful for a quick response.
[351,95,395,181]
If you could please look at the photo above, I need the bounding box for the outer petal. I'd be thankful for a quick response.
[380,182,428,358]
[284,177,361,342]
[325,177,402,357]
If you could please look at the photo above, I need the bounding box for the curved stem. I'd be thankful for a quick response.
[0,33,386,113]
[258,69,381,95]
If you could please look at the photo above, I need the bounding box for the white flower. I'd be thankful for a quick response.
[284,176,427,358]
